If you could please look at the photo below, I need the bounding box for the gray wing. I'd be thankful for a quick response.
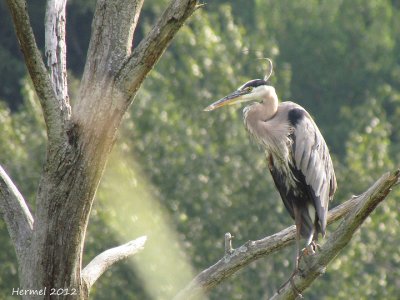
[291,108,337,235]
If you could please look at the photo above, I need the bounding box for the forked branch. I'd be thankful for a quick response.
[76,0,199,125]
[116,0,199,98]
[0,165,33,264]
[80,0,145,98]
[5,0,65,144]
[82,236,147,290]
[174,170,400,300]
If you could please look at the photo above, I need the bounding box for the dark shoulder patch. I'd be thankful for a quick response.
[288,108,305,126]
[241,79,267,90]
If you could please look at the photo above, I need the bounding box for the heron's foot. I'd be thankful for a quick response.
[277,269,303,298]
[311,241,321,251]
[302,241,319,256]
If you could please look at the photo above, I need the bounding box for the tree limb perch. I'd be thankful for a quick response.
[174,169,400,300]
[82,236,147,290]
[270,169,400,299]
[0,165,34,264]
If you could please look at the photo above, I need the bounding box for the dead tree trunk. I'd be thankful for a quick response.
[2,0,199,299]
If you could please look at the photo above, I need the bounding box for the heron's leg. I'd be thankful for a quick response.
[312,221,322,252]
[303,228,316,256]
[300,231,317,271]
[293,204,305,271]
[278,205,303,298]
[304,220,321,255]
[290,217,304,298]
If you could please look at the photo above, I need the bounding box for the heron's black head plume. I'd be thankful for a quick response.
[262,58,273,81]
[239,79,268,91]
[238,58,273,91]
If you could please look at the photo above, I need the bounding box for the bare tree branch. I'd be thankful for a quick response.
[75,0,199,137]
[115,0,199,99]
[174,170,400,300]
[45,0,71,120]
[0,165,33,263]
[5,0,65,144]
[82,236,147,290]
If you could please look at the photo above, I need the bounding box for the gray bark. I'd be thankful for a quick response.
[4,0,198,299]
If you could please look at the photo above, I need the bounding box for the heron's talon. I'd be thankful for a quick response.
[301,247,312,256]
[302,241,320,256]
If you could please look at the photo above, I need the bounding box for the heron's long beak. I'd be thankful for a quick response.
[204,90,248,111]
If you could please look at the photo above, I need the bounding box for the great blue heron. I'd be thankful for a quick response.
[204,59,337,296]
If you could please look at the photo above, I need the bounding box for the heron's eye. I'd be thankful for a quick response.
[246,87,253,92]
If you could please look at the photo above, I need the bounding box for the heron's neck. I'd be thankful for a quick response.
[244,93,278,130]
[244,87,279,130]
[259,92,279,121]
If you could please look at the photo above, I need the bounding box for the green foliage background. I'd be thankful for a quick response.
[1,0,400,299]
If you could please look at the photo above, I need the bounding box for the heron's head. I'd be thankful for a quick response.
[204,58,276,111]
[203,80,275,111]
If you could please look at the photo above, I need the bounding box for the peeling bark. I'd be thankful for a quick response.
[45,0,71,119]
